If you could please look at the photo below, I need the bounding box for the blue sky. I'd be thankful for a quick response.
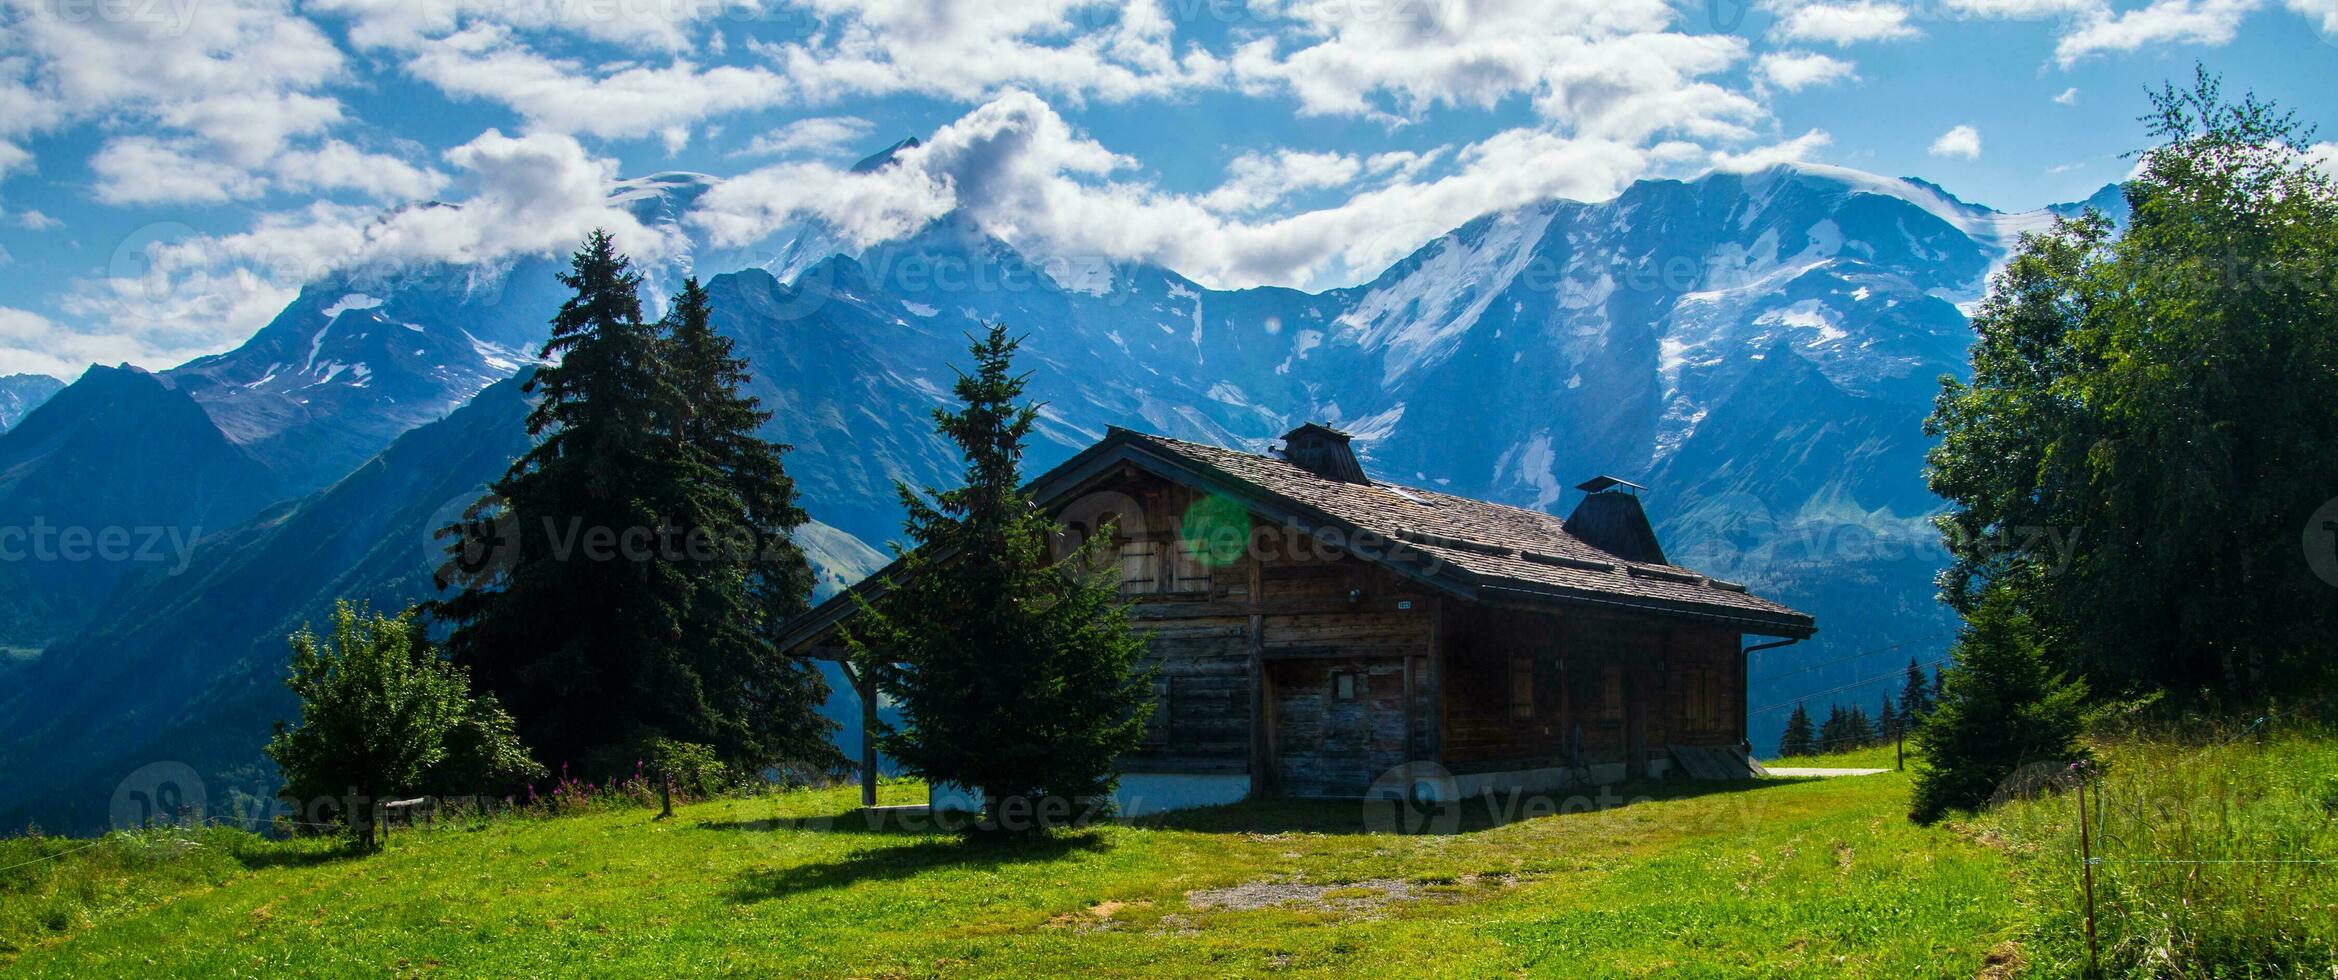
[0,0,2333,378]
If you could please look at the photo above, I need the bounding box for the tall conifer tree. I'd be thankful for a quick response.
[848,324,1151,832]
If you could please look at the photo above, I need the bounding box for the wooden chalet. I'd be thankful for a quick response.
[779,423,1814,815]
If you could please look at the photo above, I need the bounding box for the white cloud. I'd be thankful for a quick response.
[691,90,1662,291]
[2054,86,2079,104]
[1929,124,1983,159]
[59,128,686,374]
[2054,0,2261,66]
[735,116,879,158]
[91,137,269,205]
[1757,51,1859,91]
[1770,1,1922,44]
[403,26,793,141]
[10,0,346,157]
[763,0,1225,105]
[310,0,738,52]
[2290,0,2338,31]
[0,307,178,379]
[1200,150,1365,214]
[13,209,59,231]
[2306,142,2338,179]
[273,141,451,200]
[1227,0,1760,143]
[1940,0,2098,15]
[1711,129,1834,170]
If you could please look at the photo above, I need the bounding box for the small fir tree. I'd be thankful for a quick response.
[1909,588,2088,824]
[1900,658,1935,721]
[1778,704,1818,757]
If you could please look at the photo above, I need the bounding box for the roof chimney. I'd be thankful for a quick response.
[1564,475,1666,564]
[1278,422,1369,483]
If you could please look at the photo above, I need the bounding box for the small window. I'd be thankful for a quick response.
[1118,539,1163,596]
[1509,653,1536,720]
[1334,672,1357,700]
[1169,539,1212,594]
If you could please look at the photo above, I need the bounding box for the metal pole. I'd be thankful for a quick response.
[2077,778,2100,974]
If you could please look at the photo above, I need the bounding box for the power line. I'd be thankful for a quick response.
[1750,630,1955,687]
[1751,655,1955,716]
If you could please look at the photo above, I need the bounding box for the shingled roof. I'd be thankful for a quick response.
[778,426,1814,653]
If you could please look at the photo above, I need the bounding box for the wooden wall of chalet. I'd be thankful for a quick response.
[1442,605,1745,775]
[1103,475,1435,797]
[1087,471,1747,794]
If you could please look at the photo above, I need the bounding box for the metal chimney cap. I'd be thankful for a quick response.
[1575,475,1647,495]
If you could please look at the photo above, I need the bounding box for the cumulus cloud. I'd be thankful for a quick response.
[691,89,1662,291]
[762,0,1225,104]
[1228,0,1758,142]
[1199,150,1366,214]
[0,307,177,379]
[735,116,879,158]
[2054,0,2260,65]
[91,137,270,205]
[1770,1,1922,44]
[1711,129,1834,170]
[310,0,738,51]
[2291,0,2338,31]
[0,0,458,205]
[1929,124,1983,159]
[59,128,684,374]
[2054,86,2079,104]
[1757,51,1859,90]
[404,25,792,141]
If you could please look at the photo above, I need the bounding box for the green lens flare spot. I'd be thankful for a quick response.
[1180,494,1250,567]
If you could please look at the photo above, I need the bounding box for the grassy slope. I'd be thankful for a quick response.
[5,771,2018,977]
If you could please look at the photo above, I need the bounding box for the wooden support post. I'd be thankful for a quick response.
[1246,545,1271,798]
[1425,597,1446,769]
[856,665,879,808]
[2078,778,2100,974]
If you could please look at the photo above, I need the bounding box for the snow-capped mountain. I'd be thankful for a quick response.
[0,156,2129,829]
[0,373,63,432]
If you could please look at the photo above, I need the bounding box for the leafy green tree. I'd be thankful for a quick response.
[1925,70,2338,704]
[1909,588,2088,824]
[661,276,840,774]
[1778,704,1818,757]
[267,602,542,848]
[847,324,1152,833]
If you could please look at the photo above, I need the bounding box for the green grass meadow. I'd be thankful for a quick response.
[4,735,2331,977]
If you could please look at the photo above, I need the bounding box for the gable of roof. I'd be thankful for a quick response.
[778,427,1814,653]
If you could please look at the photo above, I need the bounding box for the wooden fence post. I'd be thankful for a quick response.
[2077,778,2100,974]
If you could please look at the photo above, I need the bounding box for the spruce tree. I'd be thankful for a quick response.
[435,231,706,774]
[1899,658,1934,722]
[1877,696,1900,743]
[1910,587,2088,824]
[1818,705,1849,754]
[661,276,839,774]
[1847,706,1876,748]
[847,324,1152,833]
[1778,704,1818,757]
